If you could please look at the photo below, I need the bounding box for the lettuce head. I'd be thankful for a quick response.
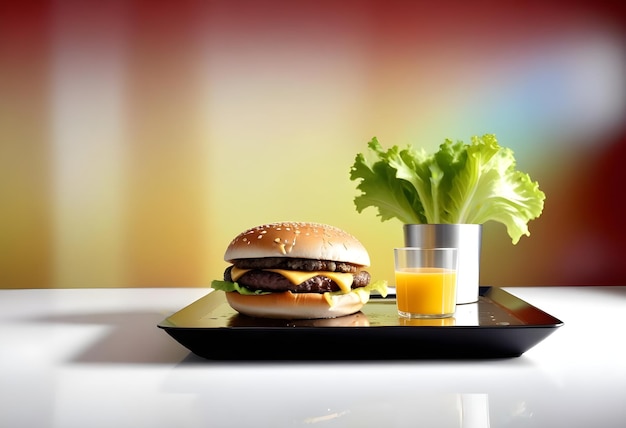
[349,134,545,244]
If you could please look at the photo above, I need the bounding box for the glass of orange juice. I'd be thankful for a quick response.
[394,247,458,318]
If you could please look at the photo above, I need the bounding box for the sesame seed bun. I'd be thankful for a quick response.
[224,221,370,266]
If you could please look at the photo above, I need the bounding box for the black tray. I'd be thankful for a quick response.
[158,287,563,360]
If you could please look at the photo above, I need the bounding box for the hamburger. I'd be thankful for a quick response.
[211,221,387,319]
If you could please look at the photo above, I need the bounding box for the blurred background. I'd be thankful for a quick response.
[1,0,625,289]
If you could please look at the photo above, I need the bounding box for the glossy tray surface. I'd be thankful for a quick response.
[158,287,563,360]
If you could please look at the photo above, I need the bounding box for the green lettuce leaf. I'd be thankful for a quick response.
[210,280,271,295]
[327,279,389,298]
[350,134,545,244]
[350,138,426,224]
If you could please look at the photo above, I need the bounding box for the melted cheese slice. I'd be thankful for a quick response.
[230,266,355,293]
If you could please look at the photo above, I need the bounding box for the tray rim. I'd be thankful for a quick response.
[158,286,564,330]
[157,286,563,359]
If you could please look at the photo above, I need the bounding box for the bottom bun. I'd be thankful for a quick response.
[225,291,366,319]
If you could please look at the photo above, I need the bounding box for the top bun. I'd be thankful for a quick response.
[224,221,370,266]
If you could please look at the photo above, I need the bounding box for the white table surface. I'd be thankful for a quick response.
[1,286,624,428]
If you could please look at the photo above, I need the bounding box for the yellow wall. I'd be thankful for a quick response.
[2,1,625,288]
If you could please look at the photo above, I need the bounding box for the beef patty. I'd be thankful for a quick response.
[223,265,371,293]
[230,257,362,273]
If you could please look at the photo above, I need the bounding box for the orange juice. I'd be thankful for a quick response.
[395,267,457,318]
